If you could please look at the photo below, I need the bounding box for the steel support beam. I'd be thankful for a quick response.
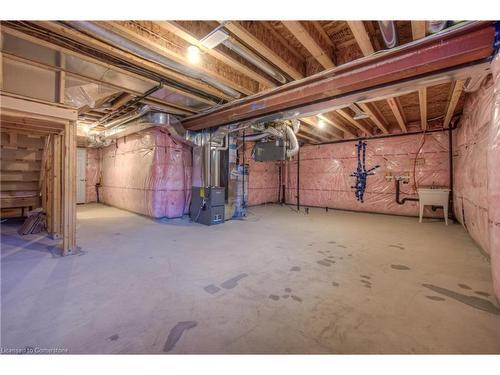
[182,22,494,131]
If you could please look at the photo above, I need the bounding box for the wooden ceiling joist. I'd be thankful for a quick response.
[296,131,320,143]
[110,93,134,111]
[223,21,304,80]
[346,21,375,56]
[312,22,334,48]
[336,108,373,136]
[443,80,465,128]
[356,102,390,134]
[386,97,408,132]
[282,21,335,70]
[3,25,218,107]
[182,22,494,130]
[156,21,276,89]
[411,21,427,40]
[2,52,197,116]
[418,88,427,130]
[30,21,235,101]
[261,22,306,64]
[317,113,356,138]
[301,117,343,140]
[98,21,257,96]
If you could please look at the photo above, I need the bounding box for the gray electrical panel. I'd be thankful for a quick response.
[190,186,225,225]
[253,141,286,162]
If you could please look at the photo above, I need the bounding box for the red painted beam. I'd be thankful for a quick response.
[182,22,495,130]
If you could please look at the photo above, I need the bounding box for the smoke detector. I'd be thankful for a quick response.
[200,27,229,49]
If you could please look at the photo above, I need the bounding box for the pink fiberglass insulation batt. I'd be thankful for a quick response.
[454,54,500,301]
[454,54,500,300]
[283,133,450,217]
[453,76,494,253]
[245,144,281,206]
[99,127,192,218]
[86,148,101,203]
[490,53,500,301]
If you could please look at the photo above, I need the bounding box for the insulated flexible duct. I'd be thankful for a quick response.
[283,124,299,158]
[66,21,242,99]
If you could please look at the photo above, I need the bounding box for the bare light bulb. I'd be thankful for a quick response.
[187,45,200,64]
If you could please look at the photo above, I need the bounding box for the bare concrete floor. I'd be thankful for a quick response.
[1,203,500,354]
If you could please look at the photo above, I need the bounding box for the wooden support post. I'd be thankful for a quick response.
[62,121,76,254]
[418,88,427,130]
[50,134,63,238]
[57,52,66,104]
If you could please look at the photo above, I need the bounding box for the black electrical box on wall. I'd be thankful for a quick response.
[252,141,286,162]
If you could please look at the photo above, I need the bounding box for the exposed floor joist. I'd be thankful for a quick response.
[336,108,373,136]
[98,21,257,96]
[182,22,494,130]
[296,131,320,143]
[282,21,335,70]
[222,21,304,80]
[418,88,427,130]
[317,113,356,138]
[300,117,342,140]
[411,21,427,40]
[357,102,390,134]
[444,80,465,128]
[156,21,276,89]
[347,21,375,56]
[1,25,219,107]
[2,52,197,116]
[386,97,408,132]
[31,21,235,101]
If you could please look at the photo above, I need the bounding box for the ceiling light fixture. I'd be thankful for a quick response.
[200,27,230,49]
[187,45,201,64]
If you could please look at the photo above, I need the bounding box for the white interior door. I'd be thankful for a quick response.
[76,148,87,204]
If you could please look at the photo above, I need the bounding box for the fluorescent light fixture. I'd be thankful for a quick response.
[187,45,201,64]
[200,28,229,49]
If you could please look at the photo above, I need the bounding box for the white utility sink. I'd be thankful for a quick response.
[417,188,450,225]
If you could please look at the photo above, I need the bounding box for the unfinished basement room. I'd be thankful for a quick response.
[1,3,500,367]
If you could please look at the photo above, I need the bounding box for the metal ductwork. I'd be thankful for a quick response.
[378,21,397,49]
[66,21,242,99]
[236,120,300,159]
[87,107,200,147]
[222,38,287,84]
[97,104,151,130]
